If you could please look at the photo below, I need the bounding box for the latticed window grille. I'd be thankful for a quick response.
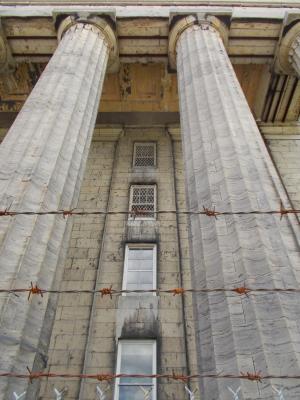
[129,185,156,219]
[133,143,156,167]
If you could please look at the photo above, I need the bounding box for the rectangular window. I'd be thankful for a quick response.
[114,340,157,400]
[133,142,156,167]
[129,185,156,220]
[123,244,157,295]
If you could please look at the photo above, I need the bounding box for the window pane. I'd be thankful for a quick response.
[127,259,152,272]
[139,272,153,284]
[127,271,152,284]
[128,249,153,260]
[124,246,156,294]
[139,283,154,291]
[119,385,153,400]
[127,271,139,284]
[128,249,153,274]
[120,343,153,384]
[126,283,153,295]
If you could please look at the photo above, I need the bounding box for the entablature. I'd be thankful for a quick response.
[0,5,299,123]
[0,6,295,65]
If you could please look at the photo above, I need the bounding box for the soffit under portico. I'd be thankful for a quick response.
[0,7,299,124]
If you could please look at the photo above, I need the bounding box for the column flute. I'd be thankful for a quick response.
[169,15,300,400]
[0,15,117,399]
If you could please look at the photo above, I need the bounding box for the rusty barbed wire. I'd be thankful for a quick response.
[27,282,43,300]
[0,205,299,218]
[1,284,300,298]
[240,371,262,382]
[1,370,300,382]
[99,285,114,299]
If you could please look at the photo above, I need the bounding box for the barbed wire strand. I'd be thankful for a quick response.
[0,204,299,219]
[0,203,299,388]
[1,370,300,382]
[1,284,300,298]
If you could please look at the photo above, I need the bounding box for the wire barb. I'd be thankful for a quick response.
[96,374,114,382]
[27,282,43,300]
[232,287,251,296]
[241,371,262,382]
[170,287,186,296]
[279,201,289,220]
[0,202,15,217]
[0,208,14,216]
[61,208,76,219]
[99,285,114,299]
[202,206,220,219]
[26,367,43,384]
[171,371,189,382]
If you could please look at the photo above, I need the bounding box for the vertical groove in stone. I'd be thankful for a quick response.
[0,23,109,398]
[290,36,300,77]
[177,24,300,400]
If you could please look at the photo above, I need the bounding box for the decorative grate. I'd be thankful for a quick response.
[133,143,156,167]
[129,185,156,219]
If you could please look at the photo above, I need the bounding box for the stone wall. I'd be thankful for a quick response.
[38,127,198,400]
[1,125,299,399]
[38,139,116,399]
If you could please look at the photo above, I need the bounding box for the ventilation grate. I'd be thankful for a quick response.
[129,185,156,219]
[133,143,156,167]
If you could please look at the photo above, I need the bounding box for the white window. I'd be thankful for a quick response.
[129,185,156,220]
[123,244,157,295]
[114,340,157,400]
[133,142,156,167]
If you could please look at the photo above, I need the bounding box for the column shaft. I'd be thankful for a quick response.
[0,22,109,398]
[177,23,300,399]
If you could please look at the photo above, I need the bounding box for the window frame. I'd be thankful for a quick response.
[122,243,157,295]
[133,142,157,168]
[128,184,157,221]
[114,340,157,400]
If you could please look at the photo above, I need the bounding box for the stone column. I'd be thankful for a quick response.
[0,16,117,398]
[276,21,300,77]
[169,16,300,400]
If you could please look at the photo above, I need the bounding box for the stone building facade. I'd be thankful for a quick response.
[0,1,300,400]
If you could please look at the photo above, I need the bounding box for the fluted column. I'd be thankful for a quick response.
[170,16,300,399]
[0,16,116,398]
